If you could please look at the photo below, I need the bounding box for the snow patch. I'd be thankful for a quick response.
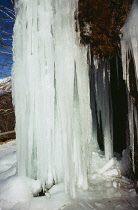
[0,176,41,208]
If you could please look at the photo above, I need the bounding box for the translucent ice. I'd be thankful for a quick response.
[12,0,93,197]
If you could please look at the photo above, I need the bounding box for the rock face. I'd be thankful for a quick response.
[0,92,15,141]
[0,77,15,141]
[77,0,132,56]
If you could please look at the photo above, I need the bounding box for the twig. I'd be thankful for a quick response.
[0,4,15,17]
[0,51,12,55]
[0,130,15,136]
[0,9,14,20]
[0,30,12,35]
[0,37,12,41]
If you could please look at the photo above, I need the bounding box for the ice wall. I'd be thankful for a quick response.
[12,0,94,197]
[121,0,138,172]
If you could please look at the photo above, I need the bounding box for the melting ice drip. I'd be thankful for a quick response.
[12,0,94,197]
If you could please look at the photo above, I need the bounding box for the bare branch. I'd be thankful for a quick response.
[0,37,12,41]
[2,20,15,22]
[0,18,13,20]
[0,63,12,66]
[0,30,12,35]
[0,51,12,55]
[1,44,12,51]
[0,9,15,20]
[0,19,15,22]
[0,4,15,17]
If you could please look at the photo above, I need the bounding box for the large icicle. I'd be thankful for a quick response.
[12,0,93,197]
[89,56,113,161]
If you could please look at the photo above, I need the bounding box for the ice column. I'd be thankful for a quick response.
[12,0,93,197]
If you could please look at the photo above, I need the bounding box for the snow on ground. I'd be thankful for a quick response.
[0,140,138,210]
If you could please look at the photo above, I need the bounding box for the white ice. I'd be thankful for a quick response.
[12,0,93,198]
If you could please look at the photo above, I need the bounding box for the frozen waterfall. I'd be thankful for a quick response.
[12,0,94,197]
[12,0,138,198]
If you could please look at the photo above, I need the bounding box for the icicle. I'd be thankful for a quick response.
[128,94,135,172]
[90,56,113,161]
[134,106,138,146]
